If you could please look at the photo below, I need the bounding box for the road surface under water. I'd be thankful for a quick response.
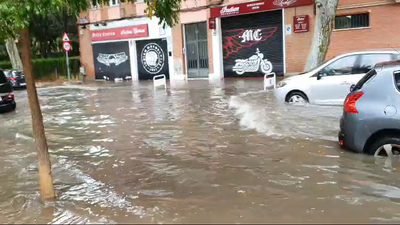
[1,79,400,224]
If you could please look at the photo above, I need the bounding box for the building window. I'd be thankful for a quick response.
[90,0,100,9]
[335,13,370,30]
[109,0,119,6]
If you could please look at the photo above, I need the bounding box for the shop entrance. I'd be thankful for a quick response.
[184,22,209,78]
[221,10,284,78]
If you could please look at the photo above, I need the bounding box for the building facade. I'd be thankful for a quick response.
[78,0,400,81]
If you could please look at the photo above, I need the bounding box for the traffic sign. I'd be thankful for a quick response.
[63,42,71,52]
[62,32,70,42]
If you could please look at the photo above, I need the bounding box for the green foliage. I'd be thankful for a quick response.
[0,0,65,39]
[141,0,181,27]
[0,57,80,80]
[0,52,9,62]
[0,0,182,41]
[32,57,80,80]
[29,8,79,58]
[0,61,11,69]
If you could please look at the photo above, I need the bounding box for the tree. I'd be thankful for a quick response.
[0,0,180,201]
[5,39,23,69]
[304,0,339,71]
[29,8,80,58]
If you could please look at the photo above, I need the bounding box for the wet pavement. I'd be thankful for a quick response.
[1,79,400,223]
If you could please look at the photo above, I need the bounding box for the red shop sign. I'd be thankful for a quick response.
[210,0,313,18]
[91,24,149,42]
[294,15,310,33]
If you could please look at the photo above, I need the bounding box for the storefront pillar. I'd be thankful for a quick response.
[210,17,224,80]
[129,40,139,81]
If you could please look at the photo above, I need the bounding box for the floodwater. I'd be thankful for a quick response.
[1,79,400,224]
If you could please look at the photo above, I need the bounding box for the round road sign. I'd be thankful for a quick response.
[63,42,71,52]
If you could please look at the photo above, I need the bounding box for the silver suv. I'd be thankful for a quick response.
[339,60,400,157]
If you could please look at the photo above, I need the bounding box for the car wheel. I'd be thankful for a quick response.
[286,92,308,104]
[367,136,400,157]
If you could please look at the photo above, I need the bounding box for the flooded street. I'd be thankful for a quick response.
[2,79,400,223]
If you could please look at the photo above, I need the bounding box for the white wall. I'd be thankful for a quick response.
[211,18,224,80]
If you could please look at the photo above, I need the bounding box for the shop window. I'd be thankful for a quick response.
[335,13,370,30]
[109,0,119,7]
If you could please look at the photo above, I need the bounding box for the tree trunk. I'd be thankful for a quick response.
[5,38,23,70]
[19,28,56,200]
[40,41,47,58]
[304,0,339,71]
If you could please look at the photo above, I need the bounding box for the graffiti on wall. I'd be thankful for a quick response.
[136,39,170,80]
[92,41,131,81]
[97,52,128,67]
[141,43,165,75]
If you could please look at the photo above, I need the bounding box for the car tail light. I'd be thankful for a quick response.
[6,92,14,100]
[344,92,364,114]
[9,77,16,81]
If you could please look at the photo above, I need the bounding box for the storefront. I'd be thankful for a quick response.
[209,0,313,79]
[79,0,320,81]
[89,17,174,81]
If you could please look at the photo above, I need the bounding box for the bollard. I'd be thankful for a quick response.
[153,74,167,91]
[264,72,276,91]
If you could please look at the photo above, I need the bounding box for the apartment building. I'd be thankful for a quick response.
[77,0,400,81]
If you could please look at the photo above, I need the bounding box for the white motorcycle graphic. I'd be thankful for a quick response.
[232,48,273,75]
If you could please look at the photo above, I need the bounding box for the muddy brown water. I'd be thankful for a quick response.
[1,80,400,224]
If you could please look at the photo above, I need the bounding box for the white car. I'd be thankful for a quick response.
[274,50,400,105]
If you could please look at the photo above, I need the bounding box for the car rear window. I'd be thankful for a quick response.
[352,69,377,92]
[13,71,23,76]
[0,70,8,84]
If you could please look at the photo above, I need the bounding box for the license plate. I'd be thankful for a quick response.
[20,83,26,86]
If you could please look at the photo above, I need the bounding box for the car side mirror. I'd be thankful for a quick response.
[317,71,325,80]
[350,84,356,92]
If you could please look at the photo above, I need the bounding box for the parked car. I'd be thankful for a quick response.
[0,69,16,113]
[339,60,400,157]
[274,50,400,105]
[4,69,26,89]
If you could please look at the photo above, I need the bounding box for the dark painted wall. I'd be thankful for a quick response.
[136,38,170,80]
[221,10,284,78]
[92,41,131,80]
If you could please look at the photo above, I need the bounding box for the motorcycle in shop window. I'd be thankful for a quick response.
[221,10,284,78]
[232,48,273,75]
